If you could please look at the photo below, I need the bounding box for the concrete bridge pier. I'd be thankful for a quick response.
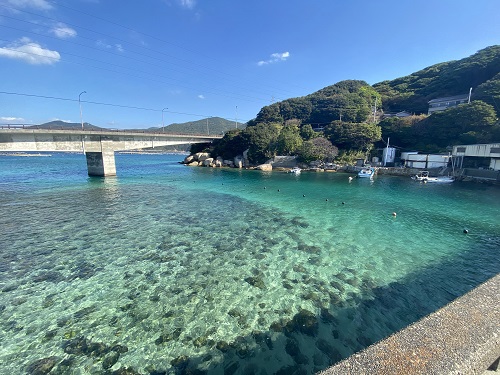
[85,151,117,177]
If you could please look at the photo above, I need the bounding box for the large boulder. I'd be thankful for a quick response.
[256,164,272,171]
[187,161,200,167]
[183,155,195,164]
[195,152,211,162]
[234,156,243,169]
[223,160,234,167]
[203,158,214,167]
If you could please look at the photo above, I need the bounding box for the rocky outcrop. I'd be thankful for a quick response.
[182,151,330,172]
[196,152,211,161]
[234,156,243,169]
[203,158,214,167]
[256,164,272,171]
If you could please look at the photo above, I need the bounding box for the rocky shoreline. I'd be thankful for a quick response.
[181,152,500,185]
[180,152,340,172]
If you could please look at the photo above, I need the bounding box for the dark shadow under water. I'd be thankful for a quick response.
[25,231,499,375]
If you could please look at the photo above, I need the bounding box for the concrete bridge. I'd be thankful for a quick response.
[0,127,221,176]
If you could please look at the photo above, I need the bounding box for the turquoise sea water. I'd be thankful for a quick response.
[0,153,499,375]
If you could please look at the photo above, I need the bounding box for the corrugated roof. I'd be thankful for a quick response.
[428,94,469,103]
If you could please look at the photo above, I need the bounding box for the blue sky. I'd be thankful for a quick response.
[0,0,499,129]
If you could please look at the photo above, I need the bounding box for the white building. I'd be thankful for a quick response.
[403,153,451,169]
[452,143,500,171]
[428,94,469,115]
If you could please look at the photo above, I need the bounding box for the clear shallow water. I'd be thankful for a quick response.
[0,153,499,375]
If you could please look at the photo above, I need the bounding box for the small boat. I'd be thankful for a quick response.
[289,167,301,175]
[357,167,375,178]
[412,171,454,183]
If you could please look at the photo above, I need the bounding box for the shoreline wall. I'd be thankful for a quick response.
[317,274,500,375]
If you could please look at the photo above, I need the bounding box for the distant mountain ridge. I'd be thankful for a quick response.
[32,117,241,134]
[33,120,104,130]
[146,117,243,135]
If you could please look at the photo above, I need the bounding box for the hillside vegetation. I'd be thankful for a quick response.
[203,46,500,163]
[32,117,239,136]
[374,45,500,115]
[34,120,104,131]
[151,117,243,135]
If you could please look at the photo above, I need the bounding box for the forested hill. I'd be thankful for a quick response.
[251,46,500,125]
[374,45,500,115]
[153,117,243,135]
[201,46,499,164]
[251,80,380,127]
[29,118,240,134]
[33,121,104,130]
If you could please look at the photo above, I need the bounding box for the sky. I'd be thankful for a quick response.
[0,0,499,130]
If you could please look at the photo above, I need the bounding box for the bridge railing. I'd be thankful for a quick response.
[0,124,222,138]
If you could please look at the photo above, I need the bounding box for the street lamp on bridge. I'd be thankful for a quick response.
[162,107,168,133]
[79,91,86,131]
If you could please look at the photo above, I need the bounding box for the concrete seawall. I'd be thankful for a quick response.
[318,274,500,375]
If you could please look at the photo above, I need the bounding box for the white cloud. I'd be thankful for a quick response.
[4,0,53,10]
[179,0,195,9]
[50,23,77,39]
[0,38,60,64]
[198,94,205,99]
[1,116,25,122]
[96,40,124,52]
[257,51,290,66]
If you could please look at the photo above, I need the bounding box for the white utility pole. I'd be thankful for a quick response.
[79,91,86,131]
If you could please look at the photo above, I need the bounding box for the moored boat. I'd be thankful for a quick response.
[289,167,301,175]
[357,167,375,178]
[412,171,454,183]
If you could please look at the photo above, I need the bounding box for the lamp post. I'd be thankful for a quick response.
[162,108,168,132]
[206,117,210,135]
[79,91,86,131]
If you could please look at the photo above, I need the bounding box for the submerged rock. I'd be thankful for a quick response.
[170,355,189,369]
[330,280,345,293]
[287,309,319,336]
[42,329,58,342]
[216,340,231,353]
[26,356,59,375]
[102,351,120,370]
[297,243,320,254]
[33,271,64,283]
[155,328,182,345]
[109,367,142,375]
[244,276,266,289]
[73,305,97,319]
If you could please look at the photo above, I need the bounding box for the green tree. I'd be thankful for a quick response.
[253,104,283,123]
[300,124,316,140]
[473,73,500,117]
[324,121,382,151]
[298,137,338,163]
[415,101,498,148]
[275,123,303,155]
[211,129,249,160]
[378,115,426,147]
[244,122,282,164]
